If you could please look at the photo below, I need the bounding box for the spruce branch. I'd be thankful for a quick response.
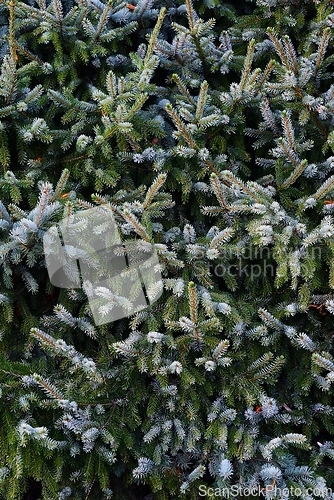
[144,6,166,64]
[188,281,198,326]
[121,209,151,241]
[0,55,17,105]
[95,1,113,43]
[281,110,295,151]
[282,35,298,75]
[0,1,333,496]
[195,80,208,122]
[171,74,194,106]
[165,103,197,149]
[185,0,195,33]
[267,28,290,70]
[260,98,280,136]
[220,171,265,204]
[240,38,255,91]
[50,168,70,202]
[258,59,276,89]
[30,371,64,401]
[313,175,334,201]
[212,340,229,361]
[209,173,229,211]
[315,27,331,72]
[279,159,308,190]
[51,0,63,27]
[276,137,300,167]
[142,173,167,210]
[8,0,17,63]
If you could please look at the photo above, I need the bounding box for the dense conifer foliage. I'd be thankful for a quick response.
[0,0,334,498]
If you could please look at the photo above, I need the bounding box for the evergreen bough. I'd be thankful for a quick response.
[0,0,334,498]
